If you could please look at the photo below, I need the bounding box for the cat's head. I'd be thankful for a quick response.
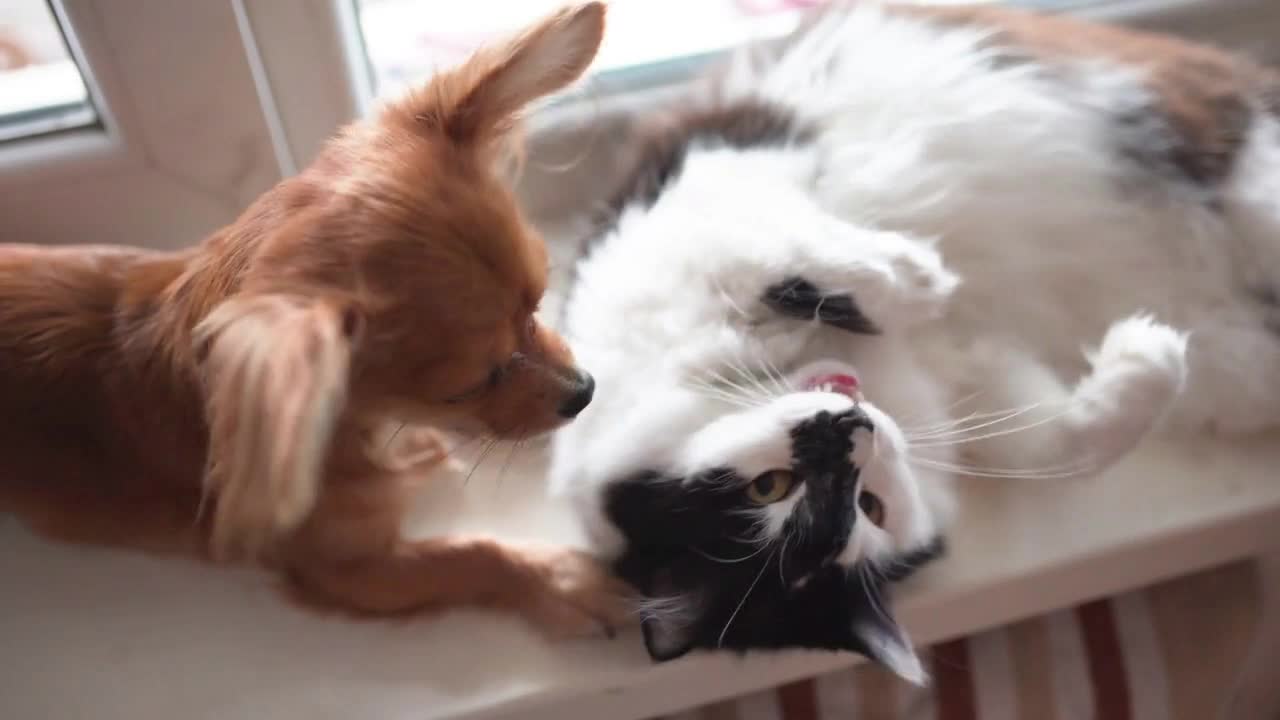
[581,356,945,684]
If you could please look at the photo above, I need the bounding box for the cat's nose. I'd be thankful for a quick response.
[558,370,595,418]
[832,407,874,434]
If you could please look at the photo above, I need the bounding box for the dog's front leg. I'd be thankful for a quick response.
[287,534,633,637]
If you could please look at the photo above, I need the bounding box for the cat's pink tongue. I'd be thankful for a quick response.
[803,373,860,399]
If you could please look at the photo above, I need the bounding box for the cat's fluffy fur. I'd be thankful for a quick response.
[549,0,1280,694]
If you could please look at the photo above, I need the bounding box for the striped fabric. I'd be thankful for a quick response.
[657,560,1270,720]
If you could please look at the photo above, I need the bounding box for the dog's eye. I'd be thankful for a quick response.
[486,365,505,388]
[444,365,505,404]
[745,470,796,504]
[858,491,886,527]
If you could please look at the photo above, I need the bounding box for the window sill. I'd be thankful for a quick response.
[2,430,1276,720]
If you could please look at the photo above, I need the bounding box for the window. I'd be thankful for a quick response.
[0,0,95,142]
[355,0,848,101]
[350,1,1122,105]
[1,0,1256,252]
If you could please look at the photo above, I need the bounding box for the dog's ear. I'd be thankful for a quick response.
[401,2,606,141]
[194,294,364,561]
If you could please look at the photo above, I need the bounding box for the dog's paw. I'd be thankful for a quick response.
[521,547,636,639]
[386,426,463,476]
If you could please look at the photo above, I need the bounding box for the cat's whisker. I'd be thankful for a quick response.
[911,453,1088,475]
[702,367,769,405]
[902,403,1009,435]
[759,352,795,395]
[709,274,749,320]
[778,530,793,586]
[909,456,1092,480]
[904,399,1044,438]
[691,543,770,564]
[683,375,757,402]
[737,343,790,399]
[899,388,986,429]
[857,563,895,630]
[725,350,776,401]
[682,381,761,409]
[907,402,1044,441]
[908,401,1079,449]
[745,354,785,399]
[717,549,776,648]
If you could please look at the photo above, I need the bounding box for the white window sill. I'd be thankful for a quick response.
[2,432,1276,720]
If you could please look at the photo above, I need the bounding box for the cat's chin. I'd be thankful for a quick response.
[792,360,865,401]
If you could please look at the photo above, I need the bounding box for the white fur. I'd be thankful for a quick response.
[550,4,1280,580]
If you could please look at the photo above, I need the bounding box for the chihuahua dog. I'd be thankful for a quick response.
[0,2,628,635]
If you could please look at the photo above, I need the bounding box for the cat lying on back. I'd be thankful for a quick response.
[549,0,1280,701]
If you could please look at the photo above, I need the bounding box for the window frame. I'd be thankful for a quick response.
[0,0,281,248]
[240,0,1278,171]
[4,0,1272,185]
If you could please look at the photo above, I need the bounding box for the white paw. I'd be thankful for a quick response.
[1088,314,1189,397]
[809,232,959,329]
[884,242,961,324]
[1067,314,1189,471]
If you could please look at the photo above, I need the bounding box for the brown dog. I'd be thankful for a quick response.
[0,2,628,635]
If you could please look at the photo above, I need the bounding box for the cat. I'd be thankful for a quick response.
[547,0,1280,695]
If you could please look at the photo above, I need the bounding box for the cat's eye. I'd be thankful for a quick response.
[859,491,886,527]
[745,470,796,504]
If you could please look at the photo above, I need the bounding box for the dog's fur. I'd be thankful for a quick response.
[0,2,628,636]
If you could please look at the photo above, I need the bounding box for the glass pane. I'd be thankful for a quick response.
[0,0,96,142]
[353,1,1095,103]
[355,0,838,100]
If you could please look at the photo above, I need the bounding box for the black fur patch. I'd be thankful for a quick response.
[560,100,815,324]
[605,406,945,667]
[763,276,880,334]
[571,100,813,266]
[607,99,813,218]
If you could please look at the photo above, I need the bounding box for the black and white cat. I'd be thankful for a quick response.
[548,0,1280,693]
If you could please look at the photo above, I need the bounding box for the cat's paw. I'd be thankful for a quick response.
[813,230,959,329]
[770,228,959,334]
[1068,314,1189,470]
[520,547,636,639]
[1087,314,1189,401]
[881,241,960,324]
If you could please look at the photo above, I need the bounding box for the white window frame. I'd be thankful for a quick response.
[3,0,1272,250]
[237,0,1279,173]
[0,0,282,248]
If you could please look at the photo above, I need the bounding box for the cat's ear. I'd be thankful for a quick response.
[641,613,698,661]
[638,570,702,661]
[850,614,927,685]
[838,570,927,684]
[762,276,880,335]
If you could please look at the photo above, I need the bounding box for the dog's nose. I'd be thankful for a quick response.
[558,371,595,418]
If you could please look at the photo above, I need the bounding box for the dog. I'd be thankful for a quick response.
[0,2,629,636]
